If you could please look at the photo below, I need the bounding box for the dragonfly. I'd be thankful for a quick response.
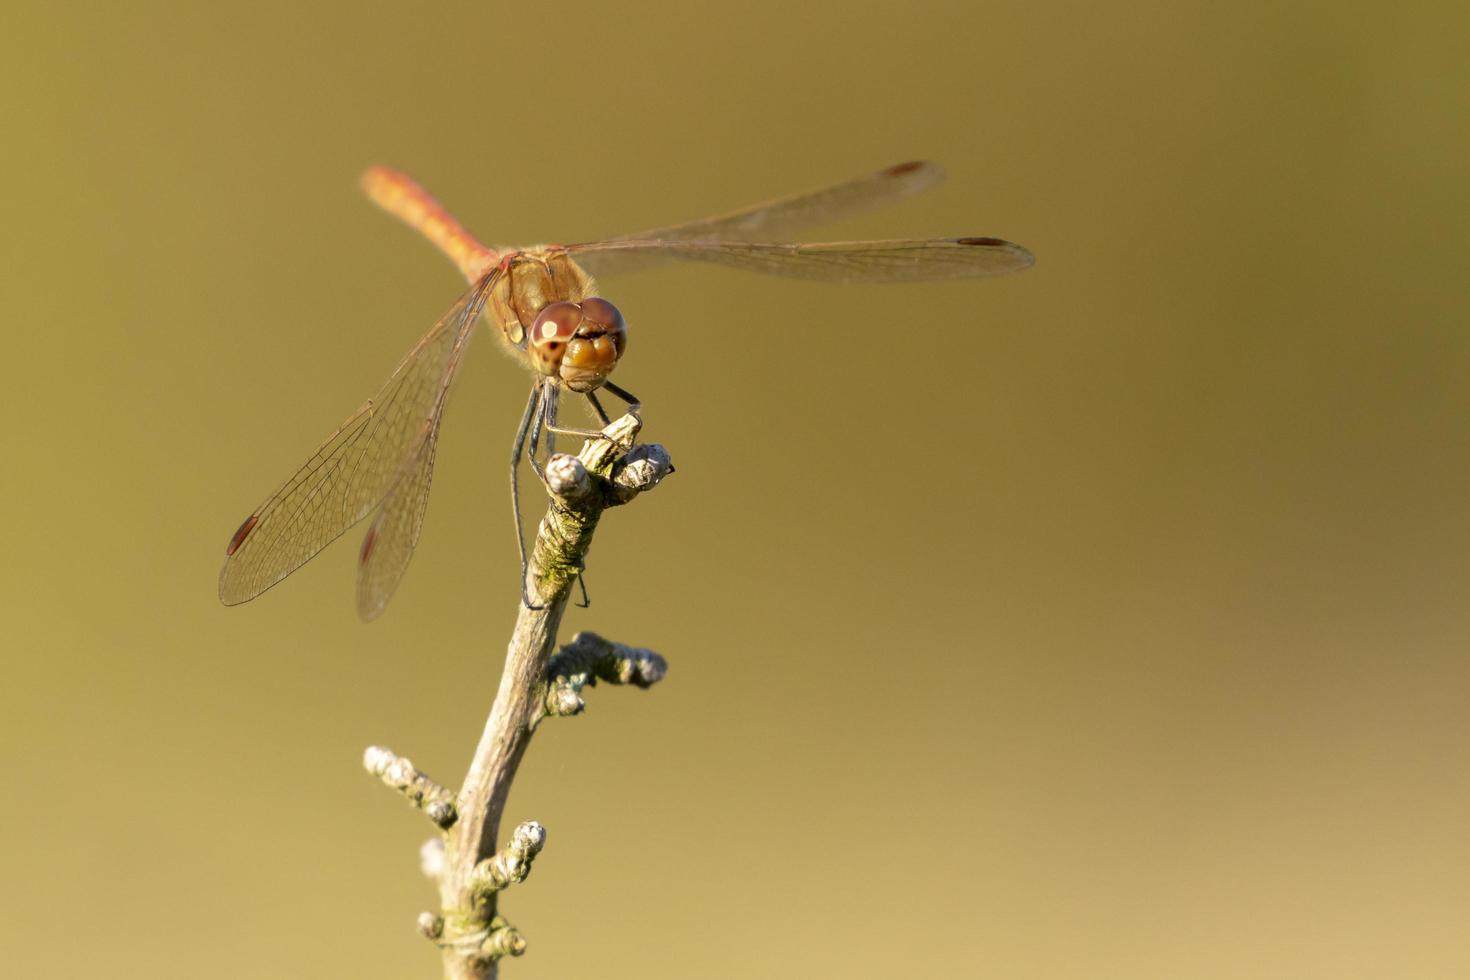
[218,160,1035,620]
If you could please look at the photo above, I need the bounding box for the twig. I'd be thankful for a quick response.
[546,631,669,717]
[468,820,547,902]
[363,746,458,830]
[366,411,672,979]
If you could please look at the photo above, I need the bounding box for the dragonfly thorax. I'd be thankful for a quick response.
[490,249,626,390]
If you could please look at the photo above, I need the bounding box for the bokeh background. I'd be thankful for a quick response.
[4,1,1468,977]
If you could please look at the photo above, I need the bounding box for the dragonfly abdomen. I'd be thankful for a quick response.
[361,166,498,283]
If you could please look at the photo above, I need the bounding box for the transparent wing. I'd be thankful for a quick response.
[218,273,496,607]
[354,411,444,621]
[575,161,946,277]
[564,236,1034,283]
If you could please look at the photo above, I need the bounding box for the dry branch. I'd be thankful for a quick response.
[365,411,671,979]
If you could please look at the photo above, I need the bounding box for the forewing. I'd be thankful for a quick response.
[356,286,483,621]
[564,237,1034,283]
[218,274,495,607]
[575,161,945,277]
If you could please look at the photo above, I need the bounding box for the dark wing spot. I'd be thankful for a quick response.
[359,527,377,565]
[956,237,1008,247]
[883,161,926,177]
[226,514,258,556]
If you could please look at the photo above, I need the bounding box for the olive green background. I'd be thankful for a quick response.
[4,1,1468,977]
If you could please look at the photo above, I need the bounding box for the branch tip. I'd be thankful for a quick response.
[480,917,527,961]
[545,453,589,498]
[469,820,547,900]
[417,912,445,940]
[548,685,585,717]
[362,745,458,829]
[512,819,547,854]
[545,631,669,716]
[610,442,674,502]
[575,412,646,483]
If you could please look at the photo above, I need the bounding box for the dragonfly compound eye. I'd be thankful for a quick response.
[529,301,583,372]
[554,296,627,392]
[577,296,628,357]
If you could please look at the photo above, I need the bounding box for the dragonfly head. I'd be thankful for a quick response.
[528,297,628,392]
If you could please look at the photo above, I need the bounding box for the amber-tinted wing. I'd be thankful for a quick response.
[573,161,946,277]
[218,273,496,612]
[563,236,1034,283]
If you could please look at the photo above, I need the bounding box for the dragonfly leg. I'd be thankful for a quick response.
[542,383,559,459]
[534,384,599,473]
[527,384,549,480]
[529,378,598,440]
[545,421,606,439]
[513,382,614,611]
[601,380,642,419]
[544,390,603,439]
[510,382,546,610]
[586,390,612,426]
[598,379,668,470]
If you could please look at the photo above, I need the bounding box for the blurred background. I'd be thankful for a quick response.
[3,1,1468,977]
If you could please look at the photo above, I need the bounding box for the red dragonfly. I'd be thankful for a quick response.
[218,161,1034,619]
